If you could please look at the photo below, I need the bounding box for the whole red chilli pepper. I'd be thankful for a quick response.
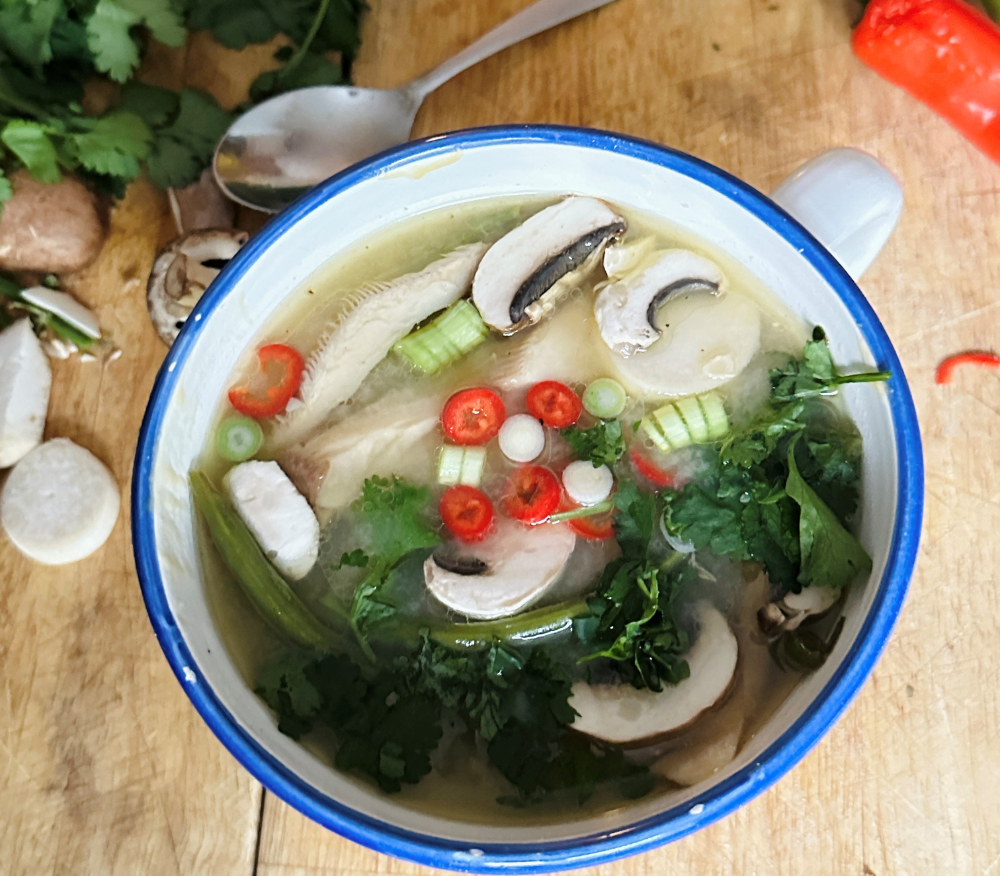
[853,0,1000,164]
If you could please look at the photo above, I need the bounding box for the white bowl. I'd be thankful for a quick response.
[133,126,923,873]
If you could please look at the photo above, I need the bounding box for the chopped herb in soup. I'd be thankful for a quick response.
[192,195,889,819]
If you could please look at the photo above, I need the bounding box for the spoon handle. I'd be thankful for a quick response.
[407,0,620,100]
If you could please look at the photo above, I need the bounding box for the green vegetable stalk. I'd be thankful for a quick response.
[190,471,340,652]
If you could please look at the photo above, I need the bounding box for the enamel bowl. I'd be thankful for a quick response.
[133,126,923,873]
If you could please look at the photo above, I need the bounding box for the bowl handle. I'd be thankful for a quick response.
[770,148,903,281]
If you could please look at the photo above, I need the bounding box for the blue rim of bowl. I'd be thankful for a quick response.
[133,125,923,874]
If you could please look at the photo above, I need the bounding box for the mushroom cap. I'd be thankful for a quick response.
[146,229,248,346]
[424,517,576,620]
[472,196,625,332]
[605,289,763,399]
[569,602,738,746]
[594,248,726,356]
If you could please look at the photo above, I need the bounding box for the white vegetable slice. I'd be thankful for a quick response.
[0,319,51,468]
[562,460,614,506]
[224,461,319,581]
[498,413,545,463]
[424,518,576,619]
[570,603,738,745]
[0,438,119,564]
[20,286,102,339]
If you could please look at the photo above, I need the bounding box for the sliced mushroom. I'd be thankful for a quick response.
[569,602,738,746]
[594,249,726,356]
[146,229,248,346]
[472,197,625,333]
[758,585,839,635]
[605,288,762,399]
[424,518,576,620]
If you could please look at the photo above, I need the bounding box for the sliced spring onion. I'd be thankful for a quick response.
[437,445,486,487]
[641,391,730,452]
[498,413,545,463]
[582,378,627,419]
[549,498,614,523]
[394,299,489,374]
[562,460,614,506]
[216,416,264,461]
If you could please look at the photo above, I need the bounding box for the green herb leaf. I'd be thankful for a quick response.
[334,548,368,570]
[0,0,62,70]
[344,476,439,653]
[785,445,872,590]
[1,120,61,182]
[561,419,626,468]
[85,0,142,82]
[145,88,232,188]
[69,110,152,179]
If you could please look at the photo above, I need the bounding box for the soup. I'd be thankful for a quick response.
[192,195,888,821]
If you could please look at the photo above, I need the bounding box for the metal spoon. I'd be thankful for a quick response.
[214,0,620,212]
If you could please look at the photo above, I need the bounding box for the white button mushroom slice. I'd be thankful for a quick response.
[594,249,726,357]
[608,290,762,398]
[569,602,738,746]
[472,197,626,333]
[0,438,119,565]
[272,243,487,447]
[20,286,102,340]
[498,414,546,463]
[424,518,576,620]
[562,460,614,506]
[603,236,658,278]
[223,460,319,581]
[0,319,51,468]
[652,723,742,787]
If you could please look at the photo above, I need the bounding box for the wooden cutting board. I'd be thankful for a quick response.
[3,0,1000,873]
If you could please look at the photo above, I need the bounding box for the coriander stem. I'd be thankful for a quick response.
[548,500,614,523]
[427,598,591,648]
[0,80,47,120]
[834,370,891,385]
[280,0,332,80]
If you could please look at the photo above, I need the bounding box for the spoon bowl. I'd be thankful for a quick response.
[213,0,621,212]
[214,86,421,212]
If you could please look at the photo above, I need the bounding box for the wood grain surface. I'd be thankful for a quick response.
[3,0,999,874]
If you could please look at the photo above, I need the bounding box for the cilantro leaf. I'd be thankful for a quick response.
[185,0,285,49]
[771,326,890,403]
[257,651,442,792]
[0,120,61,182]
[0,0,61,70]
[334,548,368,570]
[610,478,657,559]
[579,554,693,691]
[561,419,625,468]
[249,49,343,101]
[118,0,186,47]
[0,169,12,205]
[145,88,232,188]
[785,446,872,590]
[85,0,143,82]
[120,81,180,127]
[343,476,439,653]
[69,110,152,178]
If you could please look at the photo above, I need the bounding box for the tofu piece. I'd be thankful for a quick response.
[0,319,52,468]
[223,461,319,581]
